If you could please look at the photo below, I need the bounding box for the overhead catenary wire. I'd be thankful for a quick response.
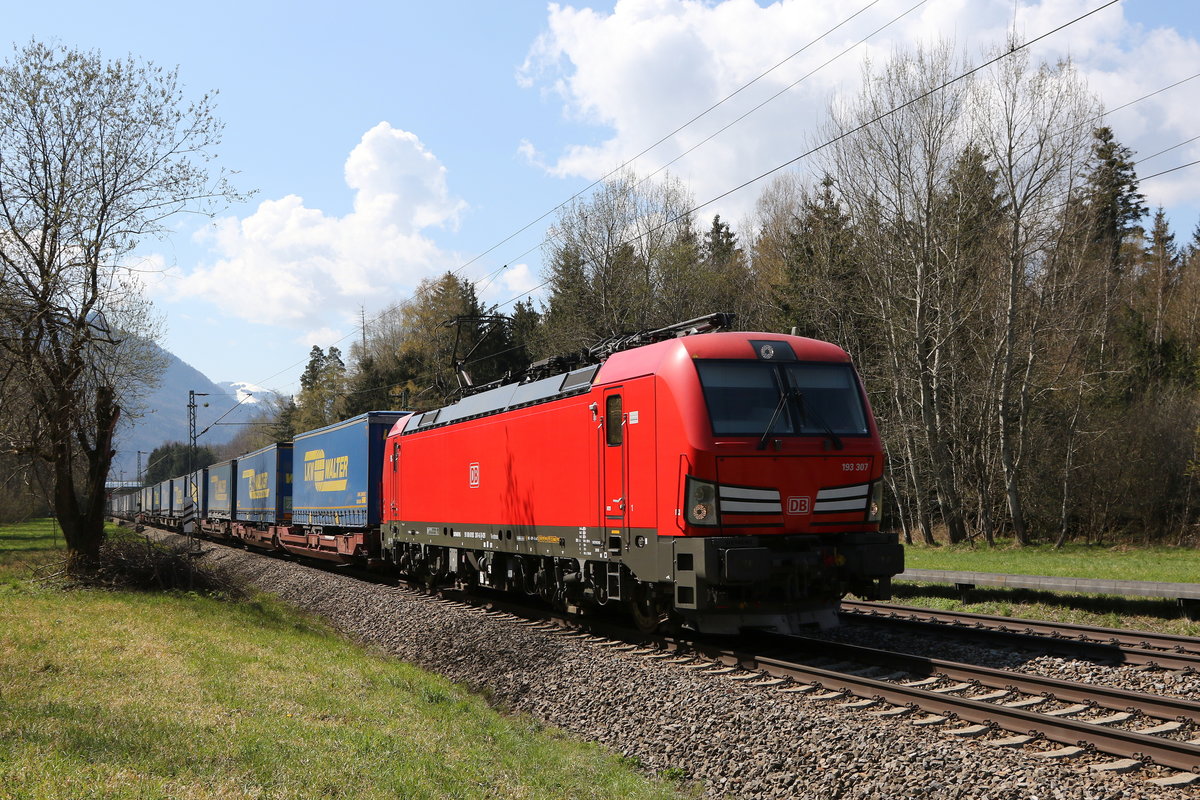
[468,0,929,299]
[636,0,1124,241]
[195,390,258,440]
[633,0,930,192]
[337,147,1200,411]
[490,0,1200,314]
[448,0,893,281]
[1136,134,1200,165]
[126,0,870,387]
[136,391,268,477]
[491,157,1200,318]
[1140,159,1200,182]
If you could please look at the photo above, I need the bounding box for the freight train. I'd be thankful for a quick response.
[111,316,902,633]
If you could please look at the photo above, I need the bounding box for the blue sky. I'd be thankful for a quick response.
[8,0,1200,407]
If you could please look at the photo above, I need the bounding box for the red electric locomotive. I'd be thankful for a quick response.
[381,316,902,633]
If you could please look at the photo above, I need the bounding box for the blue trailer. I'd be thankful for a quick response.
[292,412,407,530]
[156,479,173,519]
[187,468,208,517]
[172,480,186,519]
[234,443,293,526]
[207,459,237,520]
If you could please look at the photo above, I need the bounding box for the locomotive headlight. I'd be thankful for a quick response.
[867,481,883,522]
[685,476,719,527]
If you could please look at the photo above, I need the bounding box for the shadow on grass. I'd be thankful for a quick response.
[1,533,66,543]
[0,521,68,557]
[893,582,1186,619]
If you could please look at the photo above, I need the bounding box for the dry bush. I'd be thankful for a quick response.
[39,531,244,597]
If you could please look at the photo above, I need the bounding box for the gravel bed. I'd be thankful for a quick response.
[167,534,1195,799]
[819,622,1200,701]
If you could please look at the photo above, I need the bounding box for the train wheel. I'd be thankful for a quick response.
[627,581,664,634]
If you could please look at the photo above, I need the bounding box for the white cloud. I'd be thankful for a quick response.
[519,0,1200,224]
[473,262,542,308]
[496,263,540,302]
[499,262,538,296]
[171,122,466,326]
[299,326,344,348]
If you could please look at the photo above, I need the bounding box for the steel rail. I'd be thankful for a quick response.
[843,600,1200,654]
[147,527,1200,773]
[403,586,1200,773]
[840,599,1200,671]
[666,636,1200,773]
[771,636,1200,723]
[840,601,1200,671]
[740,654,1200,773]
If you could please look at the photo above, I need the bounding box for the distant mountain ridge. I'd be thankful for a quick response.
[111,343,280,481]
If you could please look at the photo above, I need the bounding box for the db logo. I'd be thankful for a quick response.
[786,496,810,515]
[468,462,480,488]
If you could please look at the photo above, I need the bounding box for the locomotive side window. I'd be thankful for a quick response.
[605,395,623,446]
[694,360,869,437]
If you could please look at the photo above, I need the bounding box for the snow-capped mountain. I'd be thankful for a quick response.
[109,344,285,481]
[216,381,279,407]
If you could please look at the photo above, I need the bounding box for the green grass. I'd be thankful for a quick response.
[0,517,69,578]
[0,521,689,800]
[896,539,1200,636]
[903,539,1200,583]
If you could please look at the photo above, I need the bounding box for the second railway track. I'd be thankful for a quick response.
[840,599,1200,671]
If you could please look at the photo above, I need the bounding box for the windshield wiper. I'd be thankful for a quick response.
[795,392,843,451]
[757,388,796,450]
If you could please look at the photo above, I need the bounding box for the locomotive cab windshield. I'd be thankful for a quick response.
[693,360,869,441]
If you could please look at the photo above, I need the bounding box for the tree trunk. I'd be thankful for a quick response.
[918,345,968,543]
[1054,389,1083,549]
[55,386,120,570]
[998,235,1029,545]
[914,260,968,544]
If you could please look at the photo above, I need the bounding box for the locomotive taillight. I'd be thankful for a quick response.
[685,476,719,527]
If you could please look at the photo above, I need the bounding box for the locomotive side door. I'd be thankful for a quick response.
[601,388,626,538]
[386,437,401,526]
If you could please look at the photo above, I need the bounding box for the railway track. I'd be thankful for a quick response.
[840,599,1200,671]
[424,591,1200,784]
[745,636,1200,776]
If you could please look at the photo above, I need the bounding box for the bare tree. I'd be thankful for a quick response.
[823,43,974,544]
[0,41,241,565]
[972,46,1098,544]
[540,170,697,352]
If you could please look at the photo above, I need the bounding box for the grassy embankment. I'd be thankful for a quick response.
[0,519,689,800]
[898,539,1200,635]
